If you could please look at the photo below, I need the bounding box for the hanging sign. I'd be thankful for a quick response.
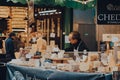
[97,0,120,24]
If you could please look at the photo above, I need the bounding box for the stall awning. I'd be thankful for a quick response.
[6,0,96,10]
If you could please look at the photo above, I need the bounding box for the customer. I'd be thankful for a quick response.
[5,32,16,61]
[0,37,3,50]
[13,35,25,52]
[36,32,47,52]
[65,31,89,52]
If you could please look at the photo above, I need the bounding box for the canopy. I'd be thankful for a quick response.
[6,0,96,10]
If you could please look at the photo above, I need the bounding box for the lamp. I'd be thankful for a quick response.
[39,10,57,14]
[74,0,94,4]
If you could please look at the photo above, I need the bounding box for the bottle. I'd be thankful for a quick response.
[82,50,88,62]
[74,49,80,62]
[83,50,87,55]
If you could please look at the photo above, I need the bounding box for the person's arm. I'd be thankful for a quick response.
[65,44,74,52]
[78,41,89,51]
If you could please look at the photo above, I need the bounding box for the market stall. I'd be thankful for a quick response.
[6,49,117,80]
[0,0,120,80]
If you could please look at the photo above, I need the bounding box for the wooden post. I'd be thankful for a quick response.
[47,18,50,45]
[57,18,60,37]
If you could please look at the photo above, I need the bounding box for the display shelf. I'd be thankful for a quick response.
[0,6,10,18]
[10,7,28,32]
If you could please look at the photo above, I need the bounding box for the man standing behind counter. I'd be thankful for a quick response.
[5,32,16,61]
[65,31,89,52]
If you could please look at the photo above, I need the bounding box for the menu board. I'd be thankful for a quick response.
[0,6,10,18]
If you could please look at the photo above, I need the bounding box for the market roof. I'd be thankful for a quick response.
[1,0,96,10]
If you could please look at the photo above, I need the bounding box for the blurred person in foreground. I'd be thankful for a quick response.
[5,32,16,61]
[36,32,47,53]
[65,31,89,52]
[0,37,3,53]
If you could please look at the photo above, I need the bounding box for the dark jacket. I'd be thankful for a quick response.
[5,37,15,59]
[0,39,3,49]
[65,40,89,52]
